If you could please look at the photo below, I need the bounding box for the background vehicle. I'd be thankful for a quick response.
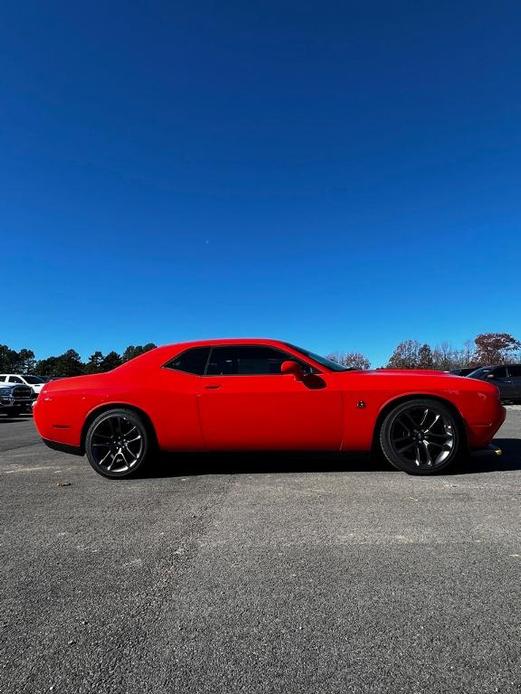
[467,365,521,403]
[0,383,35,416]
[0,374,47,395]
[33,339,505,479]
[449,368,478,377]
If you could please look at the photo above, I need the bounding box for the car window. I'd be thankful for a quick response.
[491,367,507,378]
[165,347,211,375]
[284,343,348,371]
[0,376,5,382]
[8,376,23,383]
[468,367,488,378]
[206,346,309,376]
[23,375,46,384]
[507,365,521,378]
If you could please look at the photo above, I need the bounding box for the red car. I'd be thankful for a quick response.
[33,339,505,478]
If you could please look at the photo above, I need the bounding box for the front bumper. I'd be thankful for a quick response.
[0,397,34,412]
[467,403,506,449]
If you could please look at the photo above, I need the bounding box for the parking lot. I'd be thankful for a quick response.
[1,410,520,694]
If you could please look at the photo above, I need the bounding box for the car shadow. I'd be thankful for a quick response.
[450,438,521,474]
[0,415,31,423]
[139,438,521,479]
[139,450,391,478]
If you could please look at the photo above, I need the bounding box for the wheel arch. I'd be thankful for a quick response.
[80,402,158,455]
[371,393,468,454]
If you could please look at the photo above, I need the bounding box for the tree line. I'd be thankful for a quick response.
[329,332,521,370]
[0,343,157,378]
[0,333,519,377]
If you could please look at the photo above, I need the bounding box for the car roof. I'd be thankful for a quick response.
[157,338,287,349]
[119,339,315,371]
[164,337,282,347]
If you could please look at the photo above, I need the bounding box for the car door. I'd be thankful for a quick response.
[486,366,511,400]
[506,365,521,401]
[156,346,211,451]
[196,345,344,450]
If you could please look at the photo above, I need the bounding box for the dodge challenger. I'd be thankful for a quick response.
[33,339,505,478]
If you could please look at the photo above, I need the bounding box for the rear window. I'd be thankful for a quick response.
[165,347,210,375]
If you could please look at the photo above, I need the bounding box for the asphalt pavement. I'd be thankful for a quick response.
[1,410,520,693]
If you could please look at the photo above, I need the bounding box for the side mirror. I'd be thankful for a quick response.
[281,360,304,381]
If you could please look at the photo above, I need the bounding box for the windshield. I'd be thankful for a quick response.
[284,343,352,371]
[22,375,46,384]
[468,368,490,379]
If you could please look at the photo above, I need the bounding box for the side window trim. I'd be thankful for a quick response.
[206,347,214,376]
[204,348,213,375]
[163,345,319,376]
[202,345,315,377]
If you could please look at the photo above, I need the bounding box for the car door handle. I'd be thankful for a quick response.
[204,384,221,390]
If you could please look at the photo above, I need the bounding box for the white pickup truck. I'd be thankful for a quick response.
[0,374,47,395]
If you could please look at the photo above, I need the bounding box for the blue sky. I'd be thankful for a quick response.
[2,1,520,366]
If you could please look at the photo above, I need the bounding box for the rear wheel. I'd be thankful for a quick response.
[379,398,462,475]
[85,408,151,479]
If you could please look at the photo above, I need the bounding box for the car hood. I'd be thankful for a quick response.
[341,368,454,378]
[364,369,446,376]
[0,384,33,393]
[342,368,499,393]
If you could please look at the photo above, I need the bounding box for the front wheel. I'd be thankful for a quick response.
[379,398,462,475]
[85,408,151,479]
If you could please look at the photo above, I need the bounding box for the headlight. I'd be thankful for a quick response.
[0,388,12,396]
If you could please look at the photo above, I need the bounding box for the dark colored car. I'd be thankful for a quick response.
[0,383,35,416]
[468,365,521,403]
[450,368,478,377]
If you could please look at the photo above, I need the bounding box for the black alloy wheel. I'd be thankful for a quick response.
[85,408,151,479]
[379,398,462,475]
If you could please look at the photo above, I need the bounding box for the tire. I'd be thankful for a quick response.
[379,398,462,475]
[85,408,152,479]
